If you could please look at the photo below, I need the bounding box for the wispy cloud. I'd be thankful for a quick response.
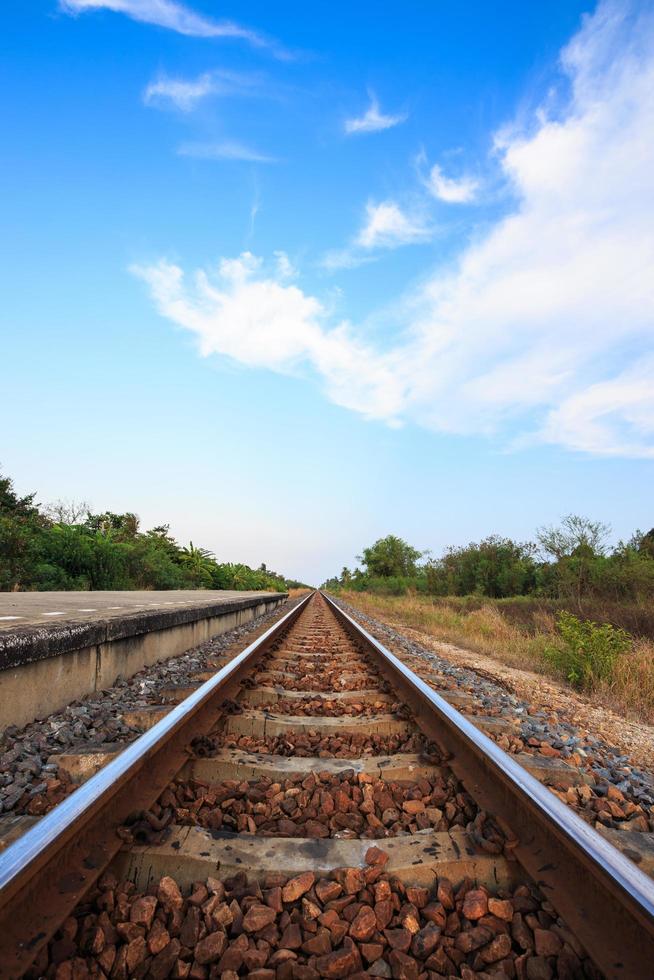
[323,200,431,269]
[144,70,261,112]
[344,92,407,135]
[131,253,404,420]
[177,140,277,163]
[423,162,479,203]
[59,0,290,57]
[136,1,654,459]
[356,201,430,248]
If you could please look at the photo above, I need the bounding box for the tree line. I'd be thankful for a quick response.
[0,468,304,593]
[323,519,654,605]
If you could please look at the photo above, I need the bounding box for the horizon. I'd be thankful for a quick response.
[3,0,654,584]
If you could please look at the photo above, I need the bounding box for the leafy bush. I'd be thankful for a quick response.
[0,467,292,593]
[543,611,631,690]
[324,519,654,607]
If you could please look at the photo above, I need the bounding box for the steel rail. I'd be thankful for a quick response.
[322,591,654,980]
[0,591,313,978]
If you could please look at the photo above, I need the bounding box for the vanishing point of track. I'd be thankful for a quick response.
[1,592,653,979]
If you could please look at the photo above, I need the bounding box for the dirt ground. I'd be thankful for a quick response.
[373,613,654,773]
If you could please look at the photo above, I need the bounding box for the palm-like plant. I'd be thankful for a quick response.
[179,541,216,587]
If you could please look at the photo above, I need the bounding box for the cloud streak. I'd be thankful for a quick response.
[356,201,430,248]
[424,163,479,203]
[143,70,262,112]
[177,140,276,163]
[131,253,404,421]
[344,93,407,134]
[59,0,289,57]
[135,1,654,459]
[323,201,431,269]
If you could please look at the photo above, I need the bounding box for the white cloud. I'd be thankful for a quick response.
[323,201,431,269]
[541,358,654,458]
[59,0,287,56]
[356,201,430,248]
[143,70,260,112]
[136,1,654,459]
[177,140,276,163]
[144,73,215,112]
[274,251,297,280]
[131,253,405,421]
[424,163,479,203]
[344,93,407,135]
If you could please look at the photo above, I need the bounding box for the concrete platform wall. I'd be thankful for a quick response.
[0,595,285,732]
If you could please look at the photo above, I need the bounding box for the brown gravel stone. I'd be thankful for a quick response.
[368,959,392,978]
[129,894,157,929]
[147,919,170,955]
[158,876,184,912]
[360,942,384,963]
[462,888,488,920]
[374,900,394,931]
[315,944,360,978]
[35,850,600,980]
[455,925,493,953]
[302,929,333,955]
[179,907,201,947]
[436,878,454,910]
[534,927,563,956]
[170,769,473,840]
[526,955,554,980]
[384,928,412,953]
[479,931,512,963]
[410,923,441,959]
[388,949,419,980]
[315,880,342,903]
[243,904,278,932]
[194,931,227,965]
[488,897,513,921]
[150,938,181,980]
[282,872,316,903]
[349,906,377,942]
[365,846,389,866]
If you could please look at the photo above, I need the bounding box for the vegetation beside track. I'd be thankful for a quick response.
[323,527,654,722]
[0,467,309,593]
[337,590,654,724]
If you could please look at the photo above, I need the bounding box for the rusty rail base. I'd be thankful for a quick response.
[0,594,312,979]
[322,592,654,980]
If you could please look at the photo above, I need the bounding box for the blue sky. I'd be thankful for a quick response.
[2,0,654,584]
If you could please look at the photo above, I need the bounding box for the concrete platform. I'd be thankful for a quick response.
[0,590,277,630]
[0,591,287,732]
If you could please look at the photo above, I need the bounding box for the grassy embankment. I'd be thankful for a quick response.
[340,591,654,724]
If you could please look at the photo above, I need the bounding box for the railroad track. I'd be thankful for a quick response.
[1,591,653,979]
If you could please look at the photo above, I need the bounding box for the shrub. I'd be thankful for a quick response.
[543,611,631,690]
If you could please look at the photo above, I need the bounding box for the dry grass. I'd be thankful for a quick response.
[340,591,654,724]
[287,587,312,599]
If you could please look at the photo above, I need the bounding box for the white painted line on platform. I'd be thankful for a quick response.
[107,606,123,609]
[43,612,65,617]
[0,616,23,621]
[78,608,97,612]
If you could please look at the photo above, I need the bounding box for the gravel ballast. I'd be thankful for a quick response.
[0,597,302,818]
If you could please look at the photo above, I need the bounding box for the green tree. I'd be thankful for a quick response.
[0,470,46,590]
[84,511,140,541]
[426,536,537,598]
[638,528,654,559]
[358,535,423,578]
[179,542,216,587]
[537,515,611,605]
